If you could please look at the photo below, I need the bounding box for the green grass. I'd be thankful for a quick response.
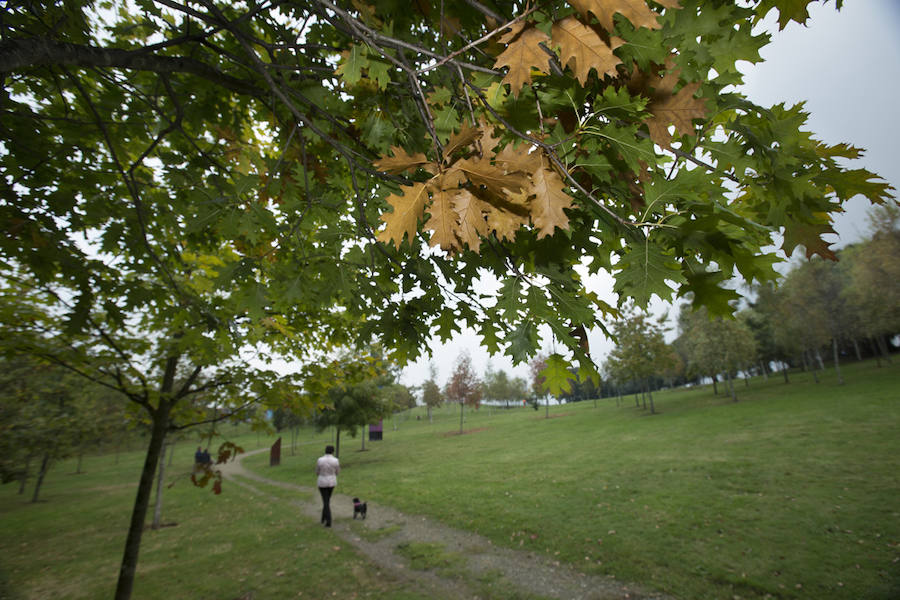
[0,440,438,599]
[2,360,898,599]
[246,360,900,599]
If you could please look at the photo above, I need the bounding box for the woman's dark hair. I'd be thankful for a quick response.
[325,445,335,454]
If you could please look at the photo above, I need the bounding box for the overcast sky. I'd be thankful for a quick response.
[399,1,900,389]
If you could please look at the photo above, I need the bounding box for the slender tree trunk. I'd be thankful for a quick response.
[427,405,432,423]
[647,381,655,414]
[31,453,50,503]
[335,427,341,458]
[832,338,844,385]
[781,361,789,383]
[459,402,464,434]
[711,375,718,395]
[759,360,768,381]
[806,351,819,383]
[152,440,168,530]
[744,365,750,387]
[815,348,826,371]
[801,351,809,372]
[852,338,862,361]
[115,354,179,600]
[641,388,647,410]
[545,396,549,419]
[76,454,84,474]
[18,456,30,495]
[725,370,737,402]
[361,428,366,451]
[633,391,639,408]
[877,335,893,363]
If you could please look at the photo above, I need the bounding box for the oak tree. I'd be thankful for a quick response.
[1,1,895,597]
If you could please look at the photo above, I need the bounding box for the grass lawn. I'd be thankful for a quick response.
[0,431,434,599]
[246,360,900,599]
[1,359,898,599]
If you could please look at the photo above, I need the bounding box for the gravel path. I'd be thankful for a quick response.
[221,449,672,600]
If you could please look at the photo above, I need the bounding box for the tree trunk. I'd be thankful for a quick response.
[832,338,844,385]
[711,375,718,395]
[726,370,737,402]
[633,391,639,408]
[807,351,819,383]
[781,361,789,383]
[31,453,50,503]
[759,360,768,381]
[114,354,179,600]
[647,381,655,414]
[360,428,366,451]
[545,396,549,419]
[18,456,30,495]
[815,348,825,371]
[76,454,84,474]
[152,440,168,530]
[877,335,893,363]
[335,427,341,459]
[852,338,862,361]
[744,365,750,387]
[459,402,464,434]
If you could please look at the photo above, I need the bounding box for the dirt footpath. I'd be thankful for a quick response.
[220,449,671,600]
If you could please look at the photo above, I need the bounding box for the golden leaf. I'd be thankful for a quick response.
[453,189,490,250]
[443,122,482,162]
[567,0,679,32]
[530,158,573,238]
[492,26,552,97]
[645,81,706,147]
[373,145,431,174]
[484,202,529,241]
[494,142,541,175]
[478,119,503,157]
[455,155,528,201]
[376,182,429,248]
[551,17,622,86]
[424,187,462,251]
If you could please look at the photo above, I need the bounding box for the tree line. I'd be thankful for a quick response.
[600,204,899,408]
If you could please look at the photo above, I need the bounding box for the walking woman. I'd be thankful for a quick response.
[315,445,340,527]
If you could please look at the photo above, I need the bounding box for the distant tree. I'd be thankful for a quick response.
[444,353,482,434]
[605,309,673,413]
[678,306,757,401]
[0,357,109,501]
[421,362,443,423]
[843,205,900,364]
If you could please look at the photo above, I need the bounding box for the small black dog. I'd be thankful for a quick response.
[352,497,367,519]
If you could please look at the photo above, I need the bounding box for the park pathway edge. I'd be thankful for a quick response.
[220,448,673,600]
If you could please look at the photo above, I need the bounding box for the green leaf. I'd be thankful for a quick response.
[613,241,686,307]
[540,354,572,396]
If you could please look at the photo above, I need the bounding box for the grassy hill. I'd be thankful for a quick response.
[1,359,898,599]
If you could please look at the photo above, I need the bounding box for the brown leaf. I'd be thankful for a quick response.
[373,145,431,174]
[551,17,622,86]
[455,155,528,201]
[376,182,429,248]
[425,187,462,251]
[453,189,490,249]
[530,159,573,238]
[568,0,680,32]
[484,202,529,241]
[645,81,706,147]
[443,122,482,161]
[478,119,503,157]
[492,27,552,97]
